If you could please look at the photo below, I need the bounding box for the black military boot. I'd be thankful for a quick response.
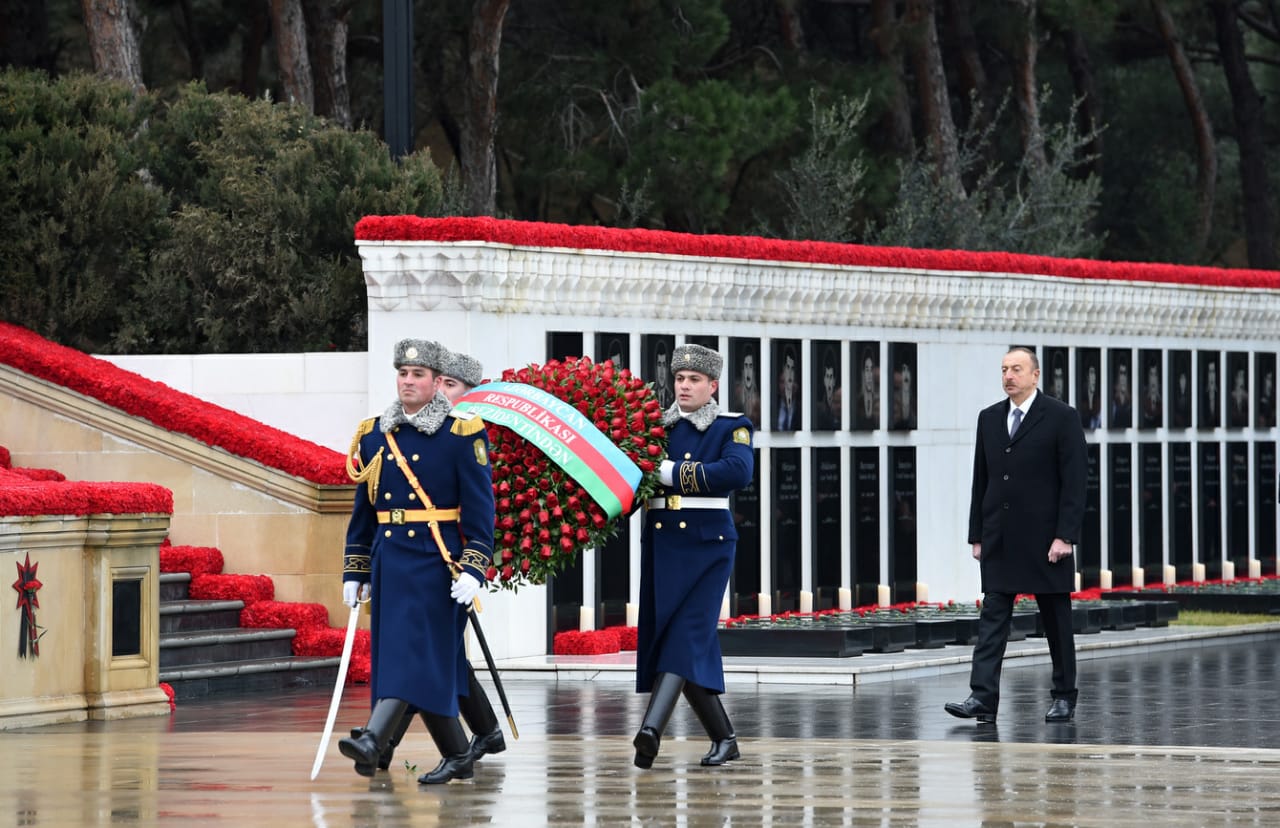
[459,667,506,761]
[418,712,475,784]
[338,697,409,778]
[683,683,740,766]
[633,672,686,769]
[348,705,416,775]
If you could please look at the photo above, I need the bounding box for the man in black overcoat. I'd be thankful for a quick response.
[946,346,1087,724]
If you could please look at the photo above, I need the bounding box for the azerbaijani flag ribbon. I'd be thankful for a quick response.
[453,382,642,520]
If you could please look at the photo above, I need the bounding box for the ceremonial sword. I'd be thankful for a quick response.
[310,599,364,780]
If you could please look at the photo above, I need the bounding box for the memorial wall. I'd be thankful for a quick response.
[356,218,1280,658]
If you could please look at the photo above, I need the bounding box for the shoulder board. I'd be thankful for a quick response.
[718,411,743,418]
[450,414,486,436]
[353,416,378,439]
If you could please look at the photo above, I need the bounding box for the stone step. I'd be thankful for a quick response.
[159,571,191,602]
[159,599,244,633]
[160,655,341,700]
[160,627,295,669]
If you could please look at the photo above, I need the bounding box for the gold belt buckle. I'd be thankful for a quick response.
[390,508,406,525]
[667,495,681,511]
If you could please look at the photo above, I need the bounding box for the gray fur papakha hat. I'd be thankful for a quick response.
[439,348,483,387]
[671,343,723,380]
[393,339,443,370]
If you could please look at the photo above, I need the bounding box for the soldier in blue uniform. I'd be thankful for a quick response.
[337,338,495,785]
[634,343,754,769]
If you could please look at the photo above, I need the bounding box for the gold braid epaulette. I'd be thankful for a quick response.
[450,412,486,436]
[345,417,384,505]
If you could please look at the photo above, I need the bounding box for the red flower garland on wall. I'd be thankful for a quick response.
[0,467,173,516]
[355,216,1280,288]
[484,357,665,590]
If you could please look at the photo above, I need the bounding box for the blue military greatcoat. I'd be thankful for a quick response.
[637,407,754,694]
[343,399,494,718]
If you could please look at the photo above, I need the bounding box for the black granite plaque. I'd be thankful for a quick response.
[1226,352,1250,429]
[1257,353,1276,429]
[852,341,881,431]
[852,447,880,605]
[595,332,629,370]
[812,448,843,607]
[686,334,719,350]
[1043,346,1070,403]
[112,578,142,657]
[1169,443,1193,580]
[729,338,762,429]
[772,340,802,432]
[1108,348,1133,430]
[1226,441,1249,574]
[1109,444,1133,585]
[546,331,583,362]
[641,334,676,411]
[1257,443,1277,575]
[888,343,917,431]
[889,447,917,602]
[1076,347,1102,430]
[1079,444,1102,587]
[1199,351,1221,430]
[1199,442,1222,578]
[1138,349,1162,429]
[811,340,842,431]
[731,449,762,615]
[1168,350,1192,429]
[1139,443,1163,582]
[594,332,633,618]
[771,448,802,611]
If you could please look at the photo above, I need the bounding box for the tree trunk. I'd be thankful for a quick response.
[270,0,314,109]
[776,0,804,51]
[869,0,914,157]
[941,0,986,128]
[303,0,352,128]
[1209,0,1275,268]
[904,0,964,200]
[81,0,145,92]
[1059,26,1102,177]
[460,0,510,216]
[1150,0,1215,259]
[1008,0,1046,173]
[240,0,270,98]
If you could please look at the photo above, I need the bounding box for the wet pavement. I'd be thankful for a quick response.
[6,623,1280,826]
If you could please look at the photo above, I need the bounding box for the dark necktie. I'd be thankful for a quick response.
[1009,407,1023,438]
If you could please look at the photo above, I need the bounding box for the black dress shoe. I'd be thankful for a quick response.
[944,697,996,723]
[417,752,475,784]
[633,726,661,769]
[701,736,740,766]
[338,731,380,777]
[469,728,506,761]
[1045,699,1076,722]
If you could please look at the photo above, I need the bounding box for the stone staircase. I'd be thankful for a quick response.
[159,572,340,700]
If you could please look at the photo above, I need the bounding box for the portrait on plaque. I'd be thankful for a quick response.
[1076,347,1102,430]
[1226,352,1250,428]
[729,338,762,428]
[1108,348,1132,430]
[772,339,802,432]
[1169,350,1192,428]
[1043,347,1070,402]
[1256,353,1276,429]
[642,334,676,411]
[1199,351,1221,429]
[596,333,629,370]
[1139,349,1162,429]
[811,340,842,431]
[852,342,881,431]
[888,342,917,431]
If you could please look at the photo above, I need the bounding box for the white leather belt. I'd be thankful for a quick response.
[646,496,730,511]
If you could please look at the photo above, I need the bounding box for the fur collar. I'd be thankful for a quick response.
[661,399,720,431]
[380,391,453,435]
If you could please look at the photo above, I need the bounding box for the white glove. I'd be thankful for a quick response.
[450,572,483,605]
[342,580,370,608]
[659,459,675,486]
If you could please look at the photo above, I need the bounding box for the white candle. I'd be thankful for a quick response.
[1223,560,1235,581]
[720,593,730,621]
[1099,569,1112,590]
[579,606,594,631]
[877,584,891,608]
[1131,567,1144,589]
[837,587,852,611]
[1163,565,1176,586]
[1193,563,1206,582]
[1249,559,1262,579]
[1074,572,1082,592]
[915,582,929,603]
[625,602,639,627]
[757,592,772,617]
[799,590,813,614]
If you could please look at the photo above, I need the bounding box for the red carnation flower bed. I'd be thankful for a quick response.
[159,544,225,578]
[0,466,173,516]
[294,626,372,684]
[240,600,330,631]
[603,625,638,651]
[553,629,621,656]
[189,573,274,605]
[484,357,665,590]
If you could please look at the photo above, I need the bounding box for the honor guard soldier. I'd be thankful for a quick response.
[338,338,495,784]
[634,343,754,769]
